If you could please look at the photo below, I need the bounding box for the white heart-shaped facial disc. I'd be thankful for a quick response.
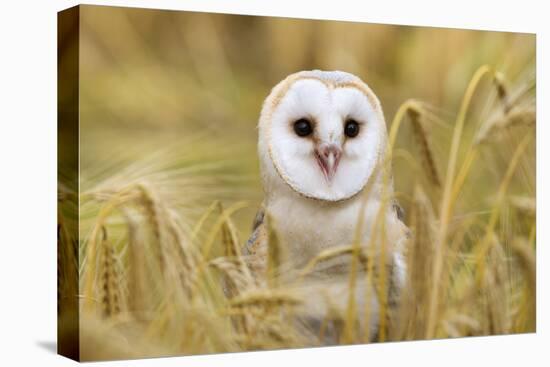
[266,78,384,201]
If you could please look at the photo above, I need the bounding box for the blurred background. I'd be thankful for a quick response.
[76,4,535,243]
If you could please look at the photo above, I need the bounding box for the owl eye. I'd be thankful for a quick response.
[293,118,313,137]
[344,119,360,138]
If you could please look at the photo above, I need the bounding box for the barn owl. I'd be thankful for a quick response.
[245,70,408,342]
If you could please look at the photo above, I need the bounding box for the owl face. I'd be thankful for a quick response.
[259,71,388,202]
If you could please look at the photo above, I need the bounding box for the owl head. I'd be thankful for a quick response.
[258,70,389,202]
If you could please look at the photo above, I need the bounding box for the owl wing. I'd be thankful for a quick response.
[243,206,268,278]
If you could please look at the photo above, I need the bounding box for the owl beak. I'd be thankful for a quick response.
[315,144,342,183]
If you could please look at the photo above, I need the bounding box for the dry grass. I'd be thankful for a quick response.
[58,64,536,361]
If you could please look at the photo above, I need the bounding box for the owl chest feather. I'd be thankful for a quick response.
[266,189,394,340]
[267,190,383,269]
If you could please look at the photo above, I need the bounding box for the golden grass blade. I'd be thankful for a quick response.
[266,214,285,288]
[191,200,220,240]
[426,65,494,339]
[201,201,248,260]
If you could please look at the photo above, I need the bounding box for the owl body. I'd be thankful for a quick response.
[246,70,408,341]
[263,165,404,270]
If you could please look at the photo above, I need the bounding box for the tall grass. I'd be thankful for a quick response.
[58,64,536,360]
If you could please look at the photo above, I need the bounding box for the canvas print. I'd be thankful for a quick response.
[57,5,536,361]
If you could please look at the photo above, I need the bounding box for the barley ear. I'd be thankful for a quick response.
[407,106,441,188]
[100,226,121,318]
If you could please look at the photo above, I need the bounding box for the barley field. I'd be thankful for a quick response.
[57,6,536,361]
